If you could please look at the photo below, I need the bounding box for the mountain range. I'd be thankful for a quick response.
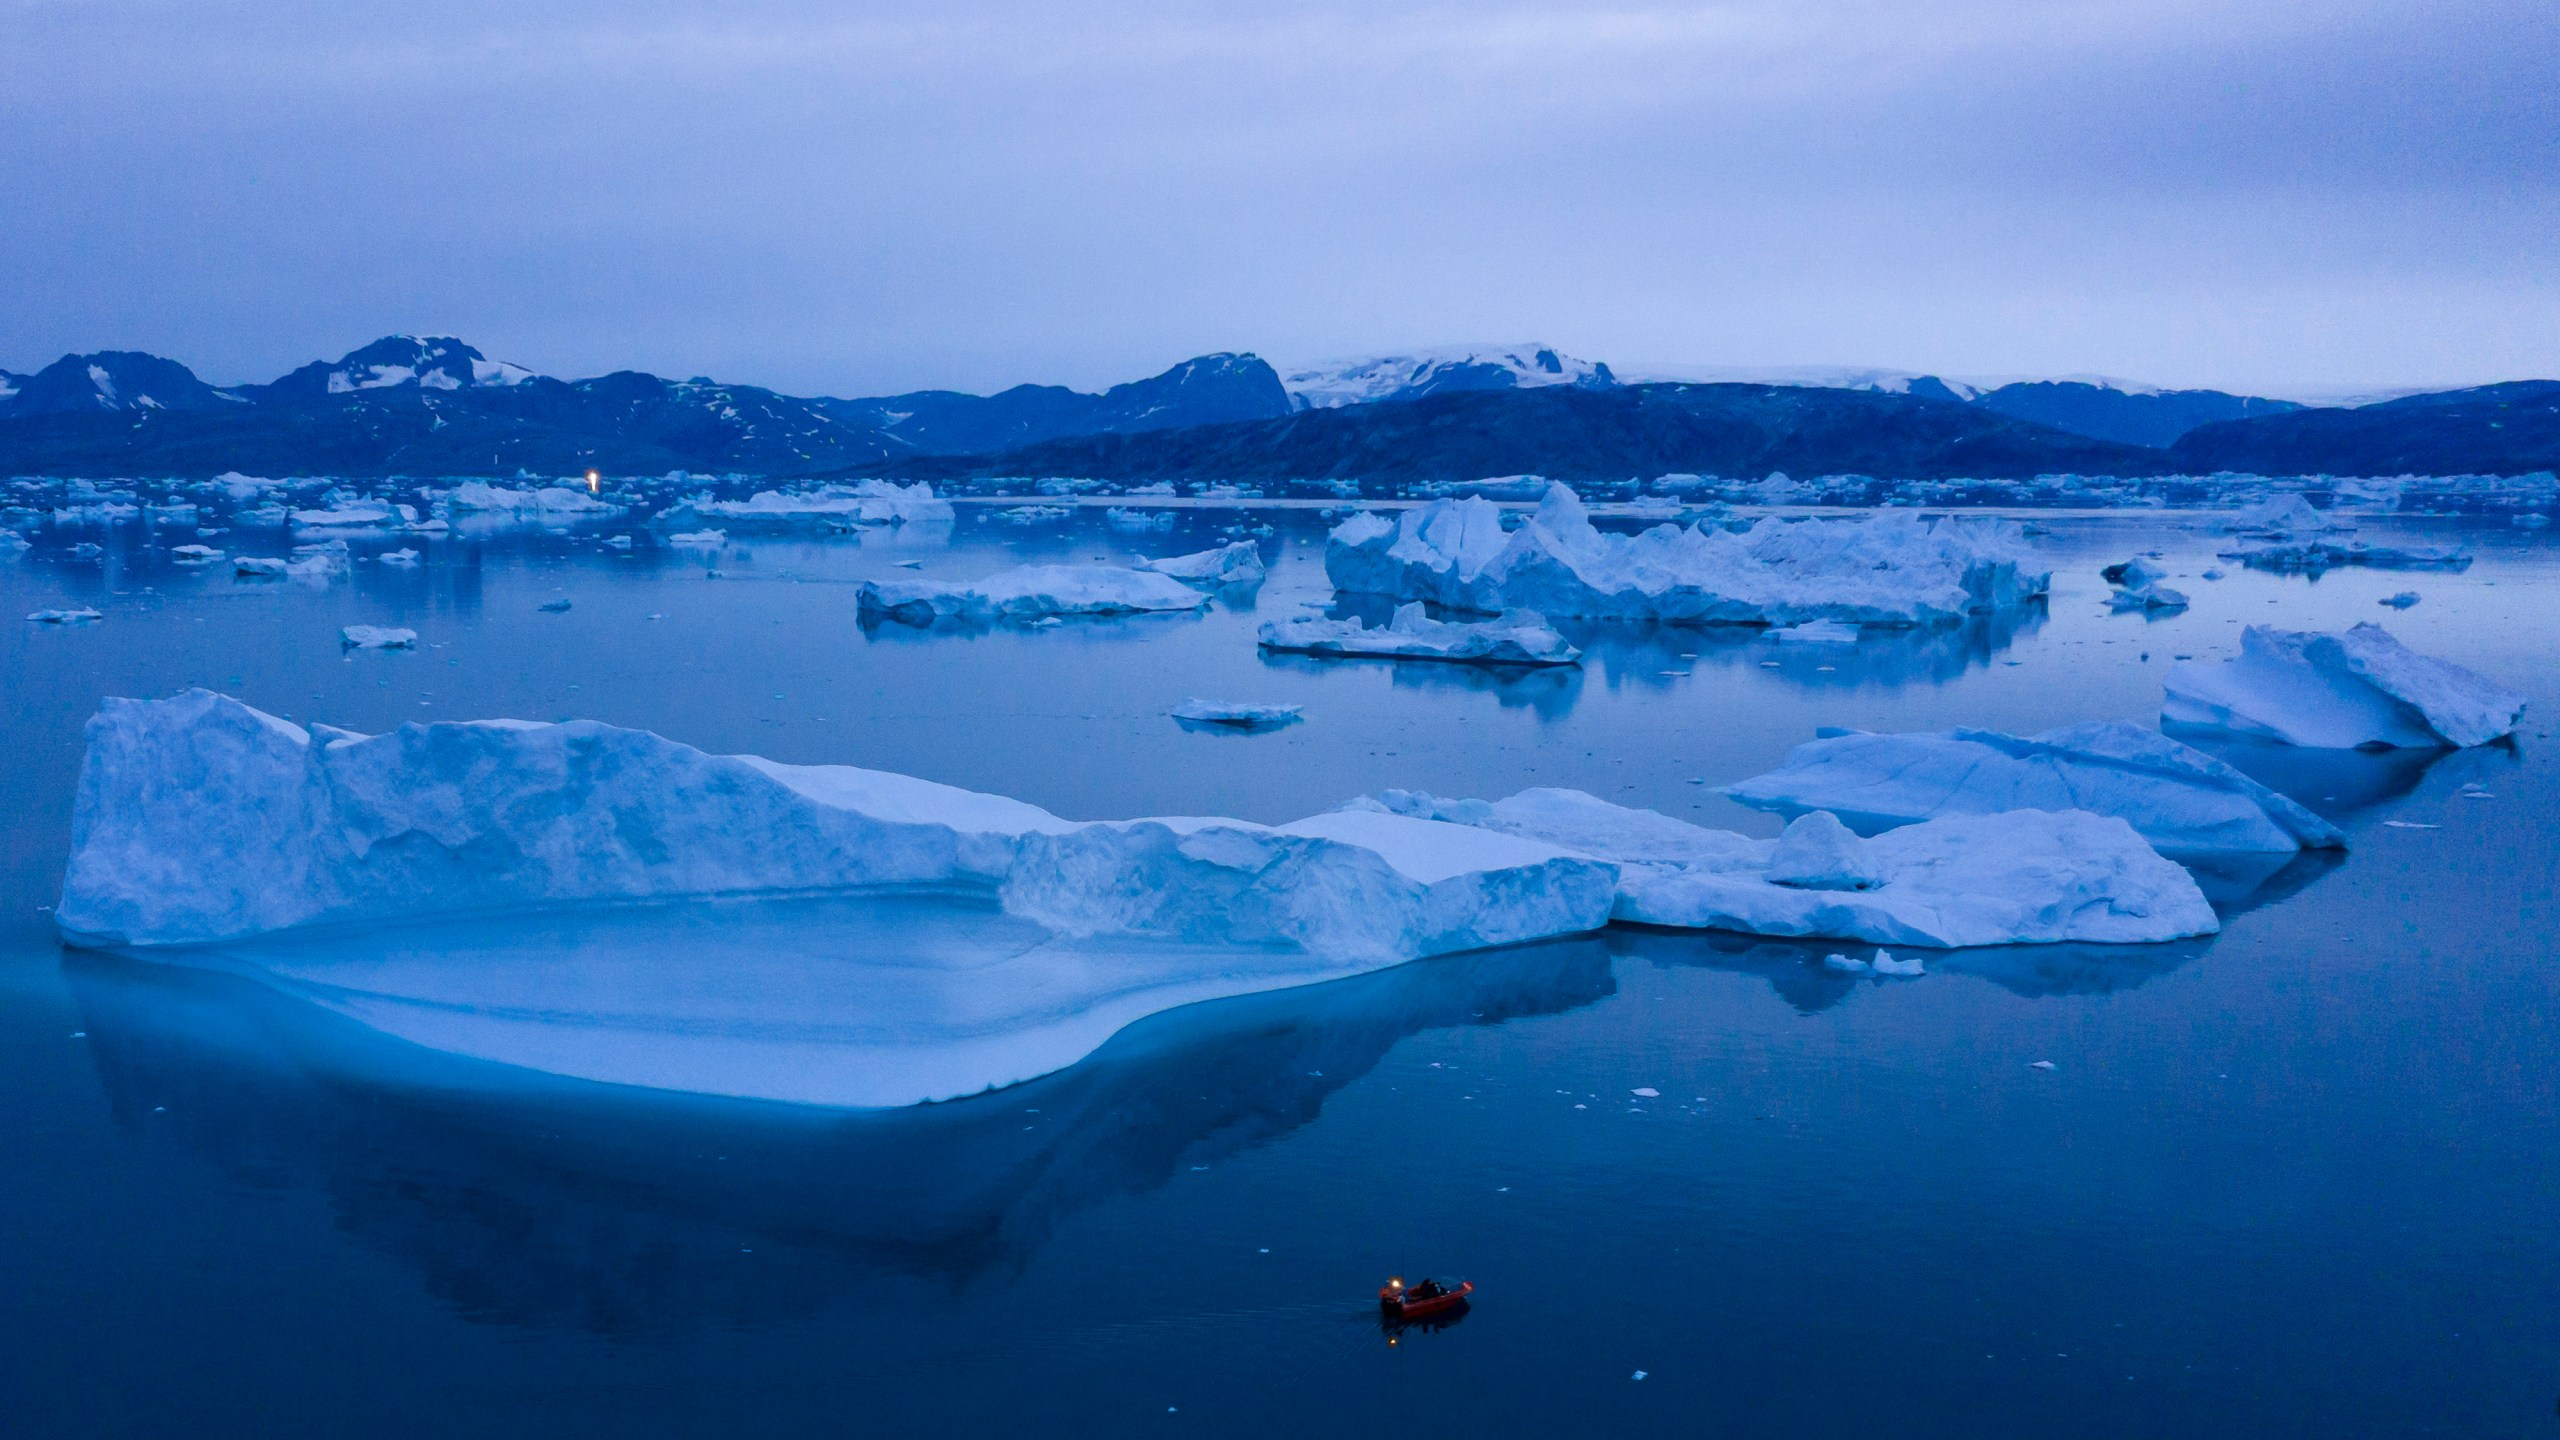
[1,336,2551,480]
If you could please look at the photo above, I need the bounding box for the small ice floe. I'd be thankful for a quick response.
[339,625,417,650]
[27,607,103,624]
[1632,1371,1649,1382]
[2225,539,2469,573]
[2163,623,2525,748]
[1170,699,1303,731]
[603,534,634,550]
[2103,557,2188,612]
[1631,1087,1660,1098]
[290,502,404,530]
[1764,619,1860,644]
[1258,602,1581,667]
[0,529,31,554]
[1137,540,1266,586]
[2381,820,2439,830]
[2380,591,2421,609]
[171,544,225,564]
[996,504,1071,525]
[2029,1060,2057,1071]
[380,548,421,567]
[859,564,1211,623]
[539,598,573,613]
[69,542,104,559]
[1104,507,1177,532]
[233,556,289,577]
[892,559,923,569]
[1724,720,2343,855]
[1823,952,1869,973]
[666,529,728,547]
[1871,949,1925,977]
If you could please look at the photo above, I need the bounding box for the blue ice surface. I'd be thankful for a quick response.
[2,501,2557,1437]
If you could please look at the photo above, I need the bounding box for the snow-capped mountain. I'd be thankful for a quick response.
[1282,345,1617,410]
[259,335,538,402]
[0,351,244,416]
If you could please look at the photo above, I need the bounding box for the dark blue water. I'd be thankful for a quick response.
[3,505,2555,1436]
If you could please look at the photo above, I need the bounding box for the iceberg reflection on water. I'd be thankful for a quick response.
[62,932,1617,1333]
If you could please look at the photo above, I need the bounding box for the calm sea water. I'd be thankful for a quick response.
[2,506,2554,1437]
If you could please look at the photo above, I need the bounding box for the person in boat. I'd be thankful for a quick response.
[1407,1278,1443,1301]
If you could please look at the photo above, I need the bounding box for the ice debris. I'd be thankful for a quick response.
[1723,721,2344,854]
[1325,483,2049,627]
[171,544,225,564]
[1136,540,1266,586]
[858,564,1211,623]
[28,607,103,624]
[1171,699,1303,730]
[339,625,416,650]
[538,598,573,613]
[1356,788,2218,947]
[2162,624,2524,748]
[1257,602,1581,666]
[2380,591,2420,609]
[59,691,1615,969]
[381,548,421,567]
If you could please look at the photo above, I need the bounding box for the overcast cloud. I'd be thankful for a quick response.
[2,0,2553,397]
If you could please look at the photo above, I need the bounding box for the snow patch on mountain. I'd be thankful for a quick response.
[1282,345,1617,409]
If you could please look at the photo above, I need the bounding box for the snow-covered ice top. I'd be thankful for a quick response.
[2162,624,2525,749]
[859,564,1212,623]
[1282,345,1615,409]
[1136,540,1266,586]
[1258,602,1582,667]
[1326,484,2049,627]
[1722,721,2344,855]
[1357,788,2217,948]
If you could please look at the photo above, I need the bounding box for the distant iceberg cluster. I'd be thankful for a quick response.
[1325,484,2049,627]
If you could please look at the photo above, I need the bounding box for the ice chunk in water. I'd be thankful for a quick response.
[859,564,1210,623]
[1257,602,1581,667]
[2162,624,2524,748]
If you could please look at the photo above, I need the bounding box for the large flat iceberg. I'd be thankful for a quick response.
[1136,540,1266,586]
[858,564,1212,622]
[1356,788,2218,948]
[57,693,1620,1103]
[1721,722,2345,855]
[1257,602,1581,666]
[663,481,952,529]
[1326,484,2049,627]
[2162,624,2525,748]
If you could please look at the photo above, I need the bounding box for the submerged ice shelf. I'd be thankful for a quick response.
[60,692,2232,1106]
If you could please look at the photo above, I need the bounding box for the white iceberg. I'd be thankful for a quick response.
[1171,699,1303,730]
[1105,508,1177,532]
[1324,484,2049,627]
[1137,540,1267,586]
[1356,788,2218,948]
[447,481,620,516]
[1257,602,1581,666]
[380,548,421,567]
[340,625,417,649]
[2162,624,2525,748]
[291,502,405,530]
[1721,721,2344,854]
[28,607,103,624]
[2224,493,2349,535]
[665,529,727,547]
[171,544,225,564]
[60,691,1616,957]
[667,482,950,528]
[858,564,1211,623]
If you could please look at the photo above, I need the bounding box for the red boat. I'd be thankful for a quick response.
[1379,1276,1473,1320]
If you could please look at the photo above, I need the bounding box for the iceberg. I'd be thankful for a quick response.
[171,544,225,564]
[340,625,417,649]
[290,502,405,530]
[2224,539,2470,573]
[61,691,1611,965]
[1721,721,2344,854]
[232,556,288,577]
[858,564,1211,623]
[1357,788,2217,948]
[1324,484,2048,627]
[2224,493,2349,535]
[380,548,421,567]
[1257,602,1581,667]
[1764,619,1860,644]
[665,529,727,547]
[1136,540,1267,586]
[447,481,620,516]
[2162,624,2526,748]
[28,606,103,624]
[666,482,950,529]
[1171,699,1303,730]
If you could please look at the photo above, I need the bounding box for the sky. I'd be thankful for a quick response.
[3,0,2555,400]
